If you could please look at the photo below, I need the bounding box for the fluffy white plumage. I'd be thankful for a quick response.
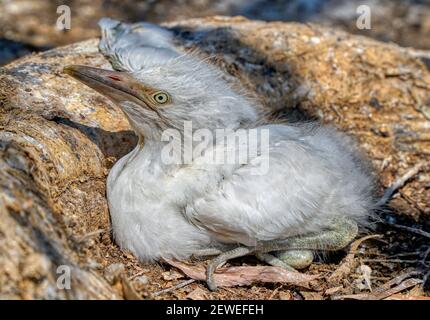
[97,18,376,263]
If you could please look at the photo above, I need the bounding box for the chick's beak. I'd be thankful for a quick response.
[64,65,143,105]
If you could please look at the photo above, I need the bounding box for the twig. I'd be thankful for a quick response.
[220,287,237,294]
[152,279,195,297]
[388,251,423,258]
[75,228,110,243]
[423,270,430,291]
[333,276,422,300]
[373,270,421,294]
[328,234,383,283]
[376,161,427,207]
[350,274,391,281]
[129,270,146,280]
[361,251,422,258]
[421,247,430,265]
[121,274,143,300]
[386,223,430,240]
[374,278,422,300]
[363,259,425,264]
[400,190,427,213]
[268,285,283,300]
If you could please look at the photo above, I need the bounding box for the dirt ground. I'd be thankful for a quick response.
[0,13,429,299]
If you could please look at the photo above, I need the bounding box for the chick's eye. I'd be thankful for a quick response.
[153,92,170,104]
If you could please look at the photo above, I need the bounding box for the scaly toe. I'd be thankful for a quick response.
[206,262,218,291]
[276,250,313,269]
[255,252,298,271]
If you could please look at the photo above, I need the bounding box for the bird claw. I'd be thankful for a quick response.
[206,256,221,291]
[204,246,254,291]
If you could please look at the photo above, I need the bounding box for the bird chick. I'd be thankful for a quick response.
[64,18,376,291]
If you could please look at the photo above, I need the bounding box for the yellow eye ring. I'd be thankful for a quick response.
[152,92,170,105]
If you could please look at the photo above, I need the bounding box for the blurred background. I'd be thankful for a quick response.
[1,0,430,65]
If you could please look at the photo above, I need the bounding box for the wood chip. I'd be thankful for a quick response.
[152,279,196,297]
[278,291,293,300]
[324,285,344,296]
[121,274,143,300]
[300,291,324,300]
[162,270,184,281]
[104,263,125,285]
[186,287,208,300]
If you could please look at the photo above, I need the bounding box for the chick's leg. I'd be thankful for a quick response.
[206,246,253,291]
[258,217,358,269]
[192,248,223,257]
[255,250,313,270]
[204,217,358,291]
[255,252,297,271]
[276,250,314,269]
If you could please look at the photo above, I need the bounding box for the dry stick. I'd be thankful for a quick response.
[76,228,111,243]
[152,279,196,297]
[121,274,144,300]
[374,278,423,300]
[373,270,421,294]
[389,251,423,258]
[368,279,421,300]
[376,161,427,207]
[387,223,430,240]
[370,161,430,298]
[327,234,383,283]
[376,161,430,241]
[363,259,425,264]
[421,247,430,265]
[334,274,423,300]
[268,285,283,300]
